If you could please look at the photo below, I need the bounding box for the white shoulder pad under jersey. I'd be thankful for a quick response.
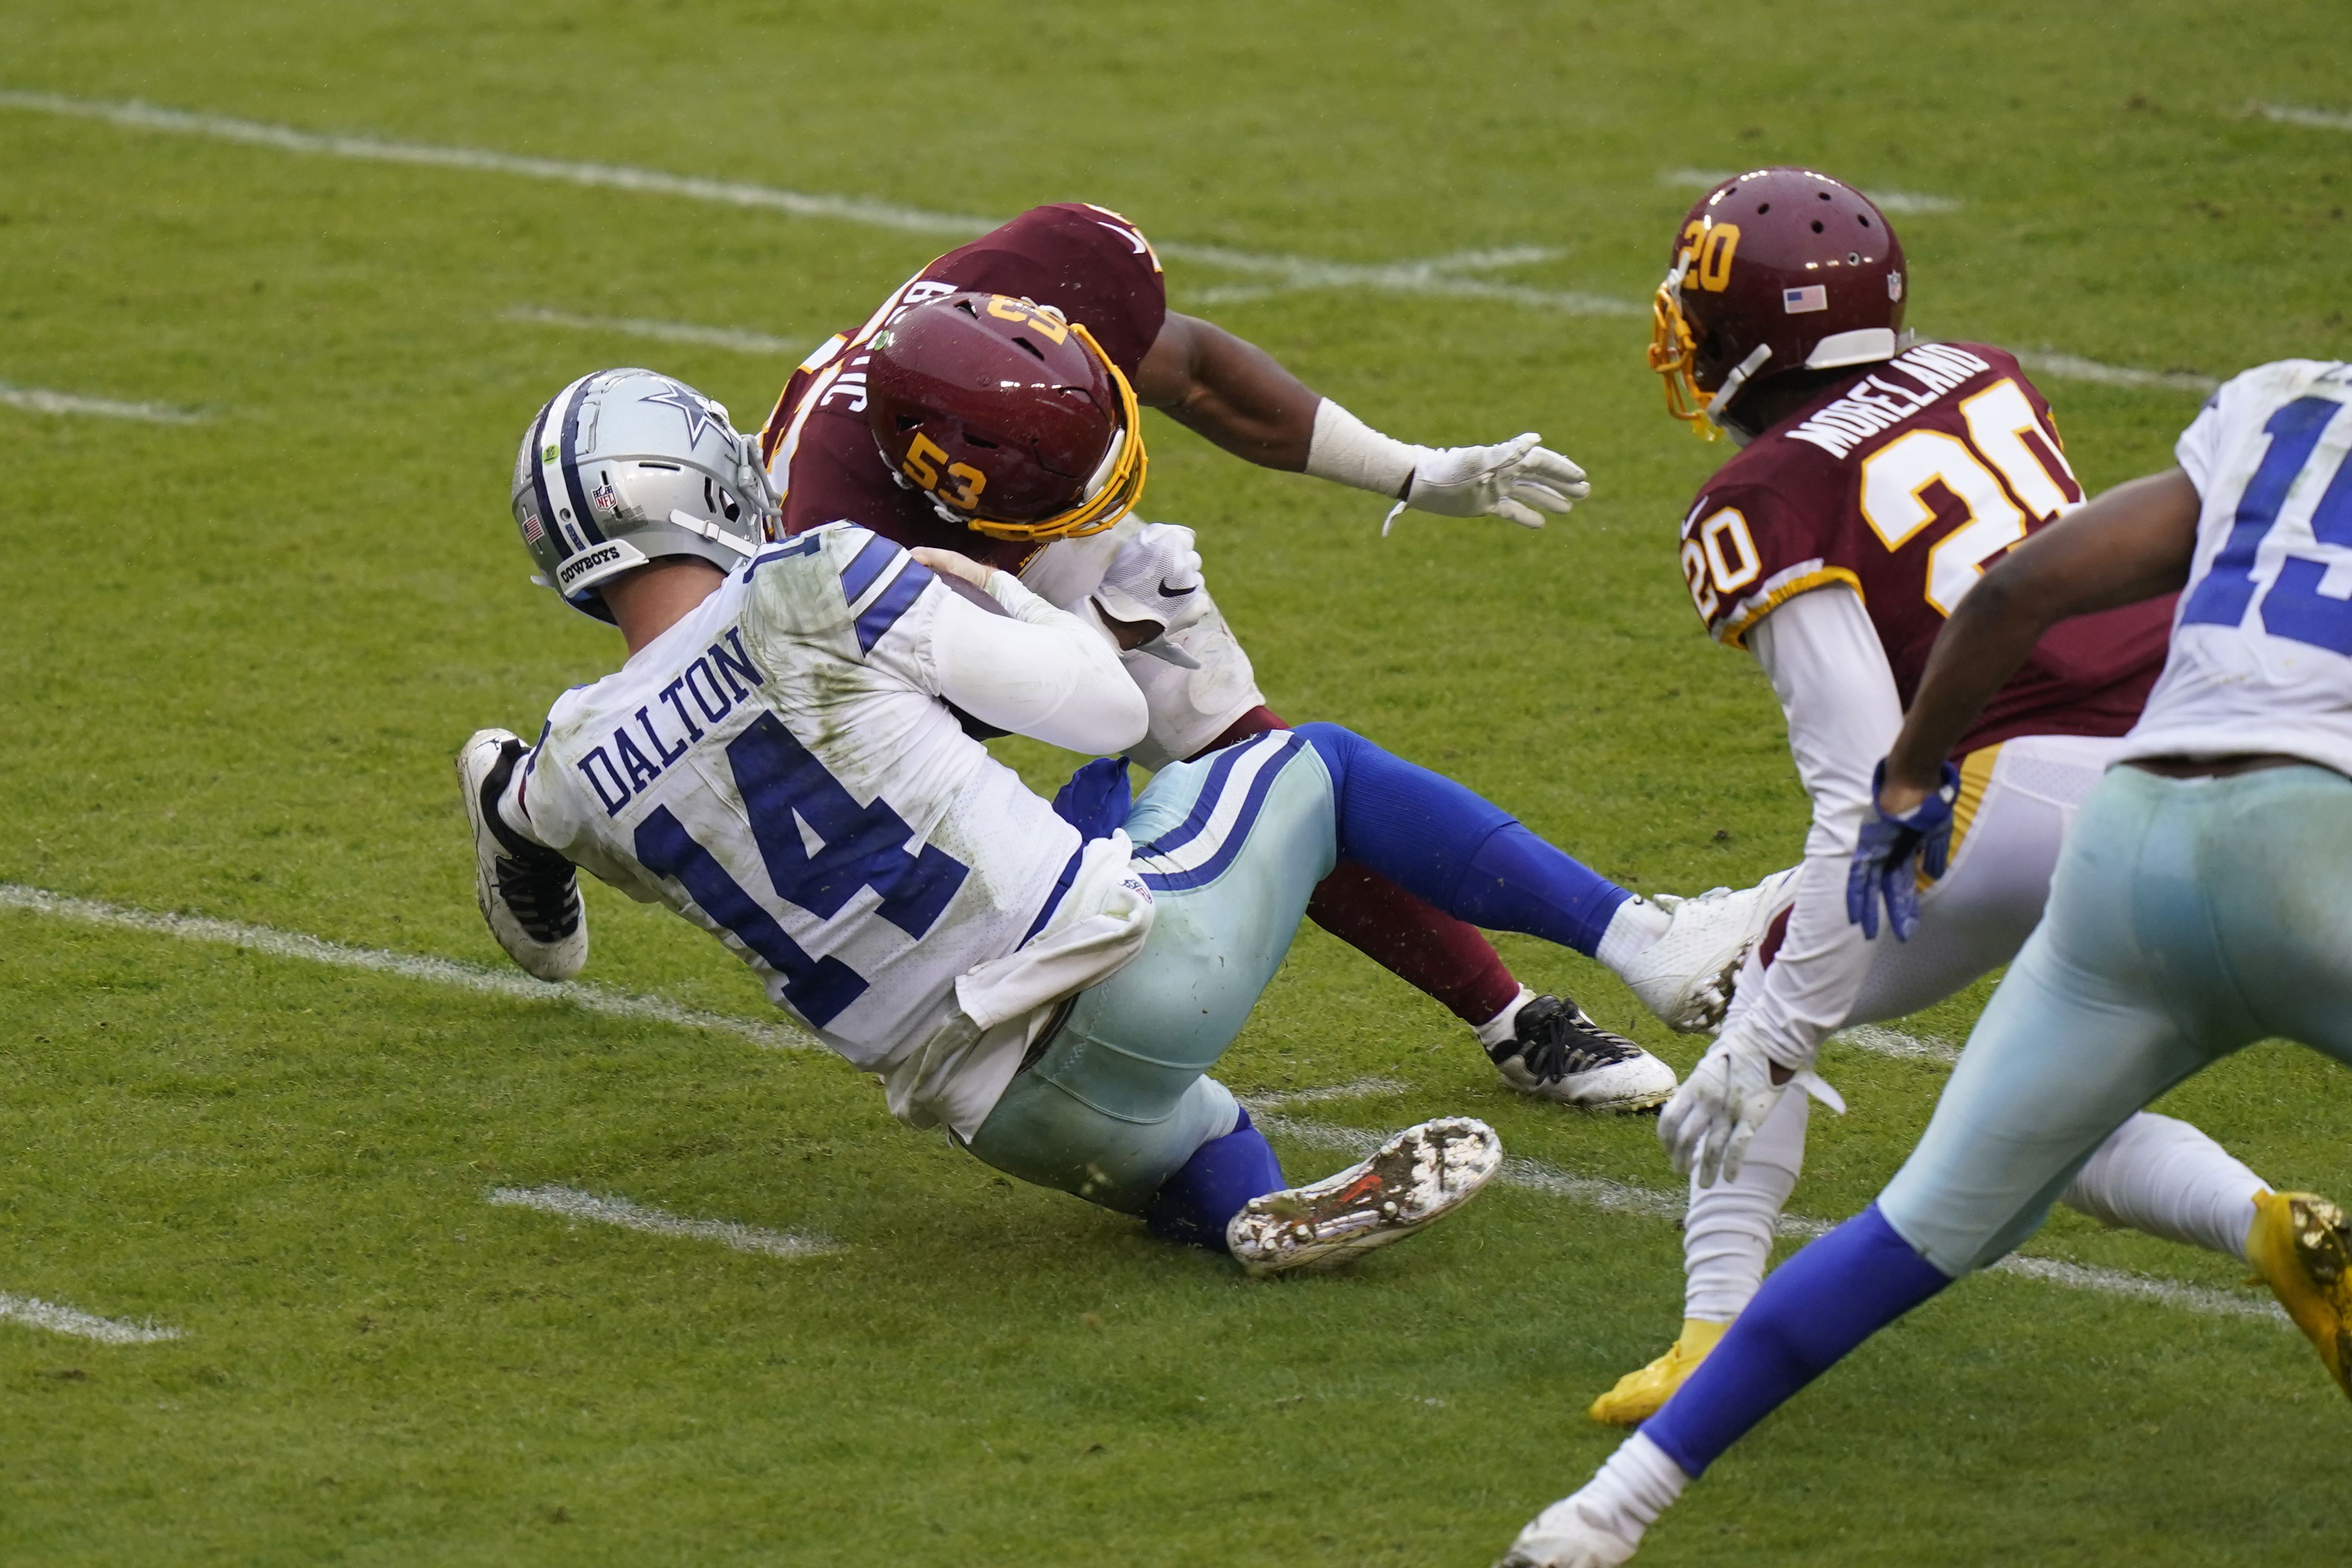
[2118,360,2352,776]
[522,524,1081,1067]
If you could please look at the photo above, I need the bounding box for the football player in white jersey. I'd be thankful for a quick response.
[462,368,1775,1274]
[1498,358,2352,1567]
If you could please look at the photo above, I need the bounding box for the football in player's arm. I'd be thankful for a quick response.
[1586,168,2307,1430]
[465,369,1801,1275]
[756,200,1794,1112]
[1502,356,2352,1568]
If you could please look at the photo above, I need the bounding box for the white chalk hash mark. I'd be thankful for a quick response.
[2257,103,2352,133]
[2013,351,2219,395]
[0,1291,182,1345]
[1658,169,1962,214]
[0,382,206,424]
[1830,1025,1960,1065]
[501,306,806,358]
[0,883,818,1054]
[1238,1076,1411,1111]
[1256,1114,2286,1326]
[486,1185,838,1258]
[0,91,1634,317]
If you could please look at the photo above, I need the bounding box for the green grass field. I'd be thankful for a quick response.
[5,3,2352,1562]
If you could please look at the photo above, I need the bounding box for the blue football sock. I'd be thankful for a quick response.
[1296,722,1631,956]
[1642,1202,1955,1477]
[1142,1107,1286,1251]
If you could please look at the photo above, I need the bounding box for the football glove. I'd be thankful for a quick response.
[1093,522,1208,667]
[1659,1031,1844,1188]
[1383,434,1591,535]
[1846,759,1961,941]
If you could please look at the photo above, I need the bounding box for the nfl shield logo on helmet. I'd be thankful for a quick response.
[591,481,617,512]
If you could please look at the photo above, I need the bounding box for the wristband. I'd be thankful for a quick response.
[1303,399,1421,499]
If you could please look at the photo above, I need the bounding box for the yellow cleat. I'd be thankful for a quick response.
[1589,1317,1729,1426]
[2245,1189,2352,1403]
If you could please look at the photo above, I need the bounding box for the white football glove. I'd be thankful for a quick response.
[1092,522,1208,666]
[1384,434,1591,534]
[1658,1032,1845,1188]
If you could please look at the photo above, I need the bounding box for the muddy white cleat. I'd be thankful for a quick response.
[1617,869,1800,1033]
[1228,1117,1502,1276]
[1490,995,1677,1112]
[1495,1496,1642,1568]
[459,728,588,982]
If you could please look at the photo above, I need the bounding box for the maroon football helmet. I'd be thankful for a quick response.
[862,291,1148,541]
[1650,167,1908,439]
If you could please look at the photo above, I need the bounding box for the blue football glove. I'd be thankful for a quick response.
[1846,760,1960,942]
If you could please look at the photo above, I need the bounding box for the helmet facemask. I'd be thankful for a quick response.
[957,320,1149,543]
[1648,258,1718,442]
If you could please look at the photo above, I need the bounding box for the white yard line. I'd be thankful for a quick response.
[0,883,818,1053]
[0,884,2287,1327]
[1830,1025,1960,1065]
[1658,169,1962,214]
[500,306,806,358]
[0,382,206,423]
[486,1185,837,1258]
[1239,1076,1410,1110]
[2256,103,2352,133]
[2013,351,2218,395]
[0,1291,181,1345]
[1257,1114,2287,1325]
[0,90,1632,315]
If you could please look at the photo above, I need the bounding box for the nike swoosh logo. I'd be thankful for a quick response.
[1158,578,1198,597]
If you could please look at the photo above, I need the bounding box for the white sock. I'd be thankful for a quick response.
[1472,986,1537,1050]
[1594,897,1672,973]
[2060,1111,2266,1263]
[1574,1432,1690,1544]
[1684,1089,1810,1321]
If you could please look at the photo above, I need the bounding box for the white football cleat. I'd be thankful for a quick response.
[1616,869,1800,1033]
[1494,1496,1642,1568]
[459,728,588,981]
[1489,995,1677,1112]
[1228,1117,1501,1276]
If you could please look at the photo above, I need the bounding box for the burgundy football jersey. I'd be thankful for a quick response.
[1678,342,2172,755]
[759,203,1168,572]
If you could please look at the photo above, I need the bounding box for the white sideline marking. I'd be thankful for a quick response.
[1830,1025,1960,1065]
[2257,103,2352,133]
[1658,169,1962,214]
[1258,1114,2288,1325]
[0,883,819,1053]
[0,382,206,424]
[0,1291,181,1345]
[487,1185,838,1258]
[2014,351,2218,395]
[501,306,806,358]
[0,90,1635,317]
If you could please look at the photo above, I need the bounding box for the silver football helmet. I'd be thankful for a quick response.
[510,368,781,622]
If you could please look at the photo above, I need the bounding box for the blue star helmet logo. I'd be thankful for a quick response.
[641,381,722,451]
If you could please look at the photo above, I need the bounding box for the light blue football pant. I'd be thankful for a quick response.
[965,735,1338,1213]
[1880,761,2352,1276]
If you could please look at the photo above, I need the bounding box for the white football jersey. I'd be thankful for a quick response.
[2118,360,2352,777]
[519,524,1083,1077]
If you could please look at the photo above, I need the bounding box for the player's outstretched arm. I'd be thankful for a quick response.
[1134,311,1589,528]
[915,549,1150,756]
[1879,468,2202,813]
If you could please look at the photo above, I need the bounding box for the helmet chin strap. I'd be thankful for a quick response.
[667,509,760,557]
[1705,343,1775,433]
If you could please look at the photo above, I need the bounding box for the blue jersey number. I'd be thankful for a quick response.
[635,713,969,1028]
[2179,396,2352,654]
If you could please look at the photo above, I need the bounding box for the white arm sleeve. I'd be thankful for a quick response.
[927,575,1148,756]
[1724,586,1904,1072]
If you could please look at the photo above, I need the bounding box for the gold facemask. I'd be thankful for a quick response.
[1648,262,1719,442]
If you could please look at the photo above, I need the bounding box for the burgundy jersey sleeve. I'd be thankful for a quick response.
[756,203,1166,572]
[1678,342,2171,754]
